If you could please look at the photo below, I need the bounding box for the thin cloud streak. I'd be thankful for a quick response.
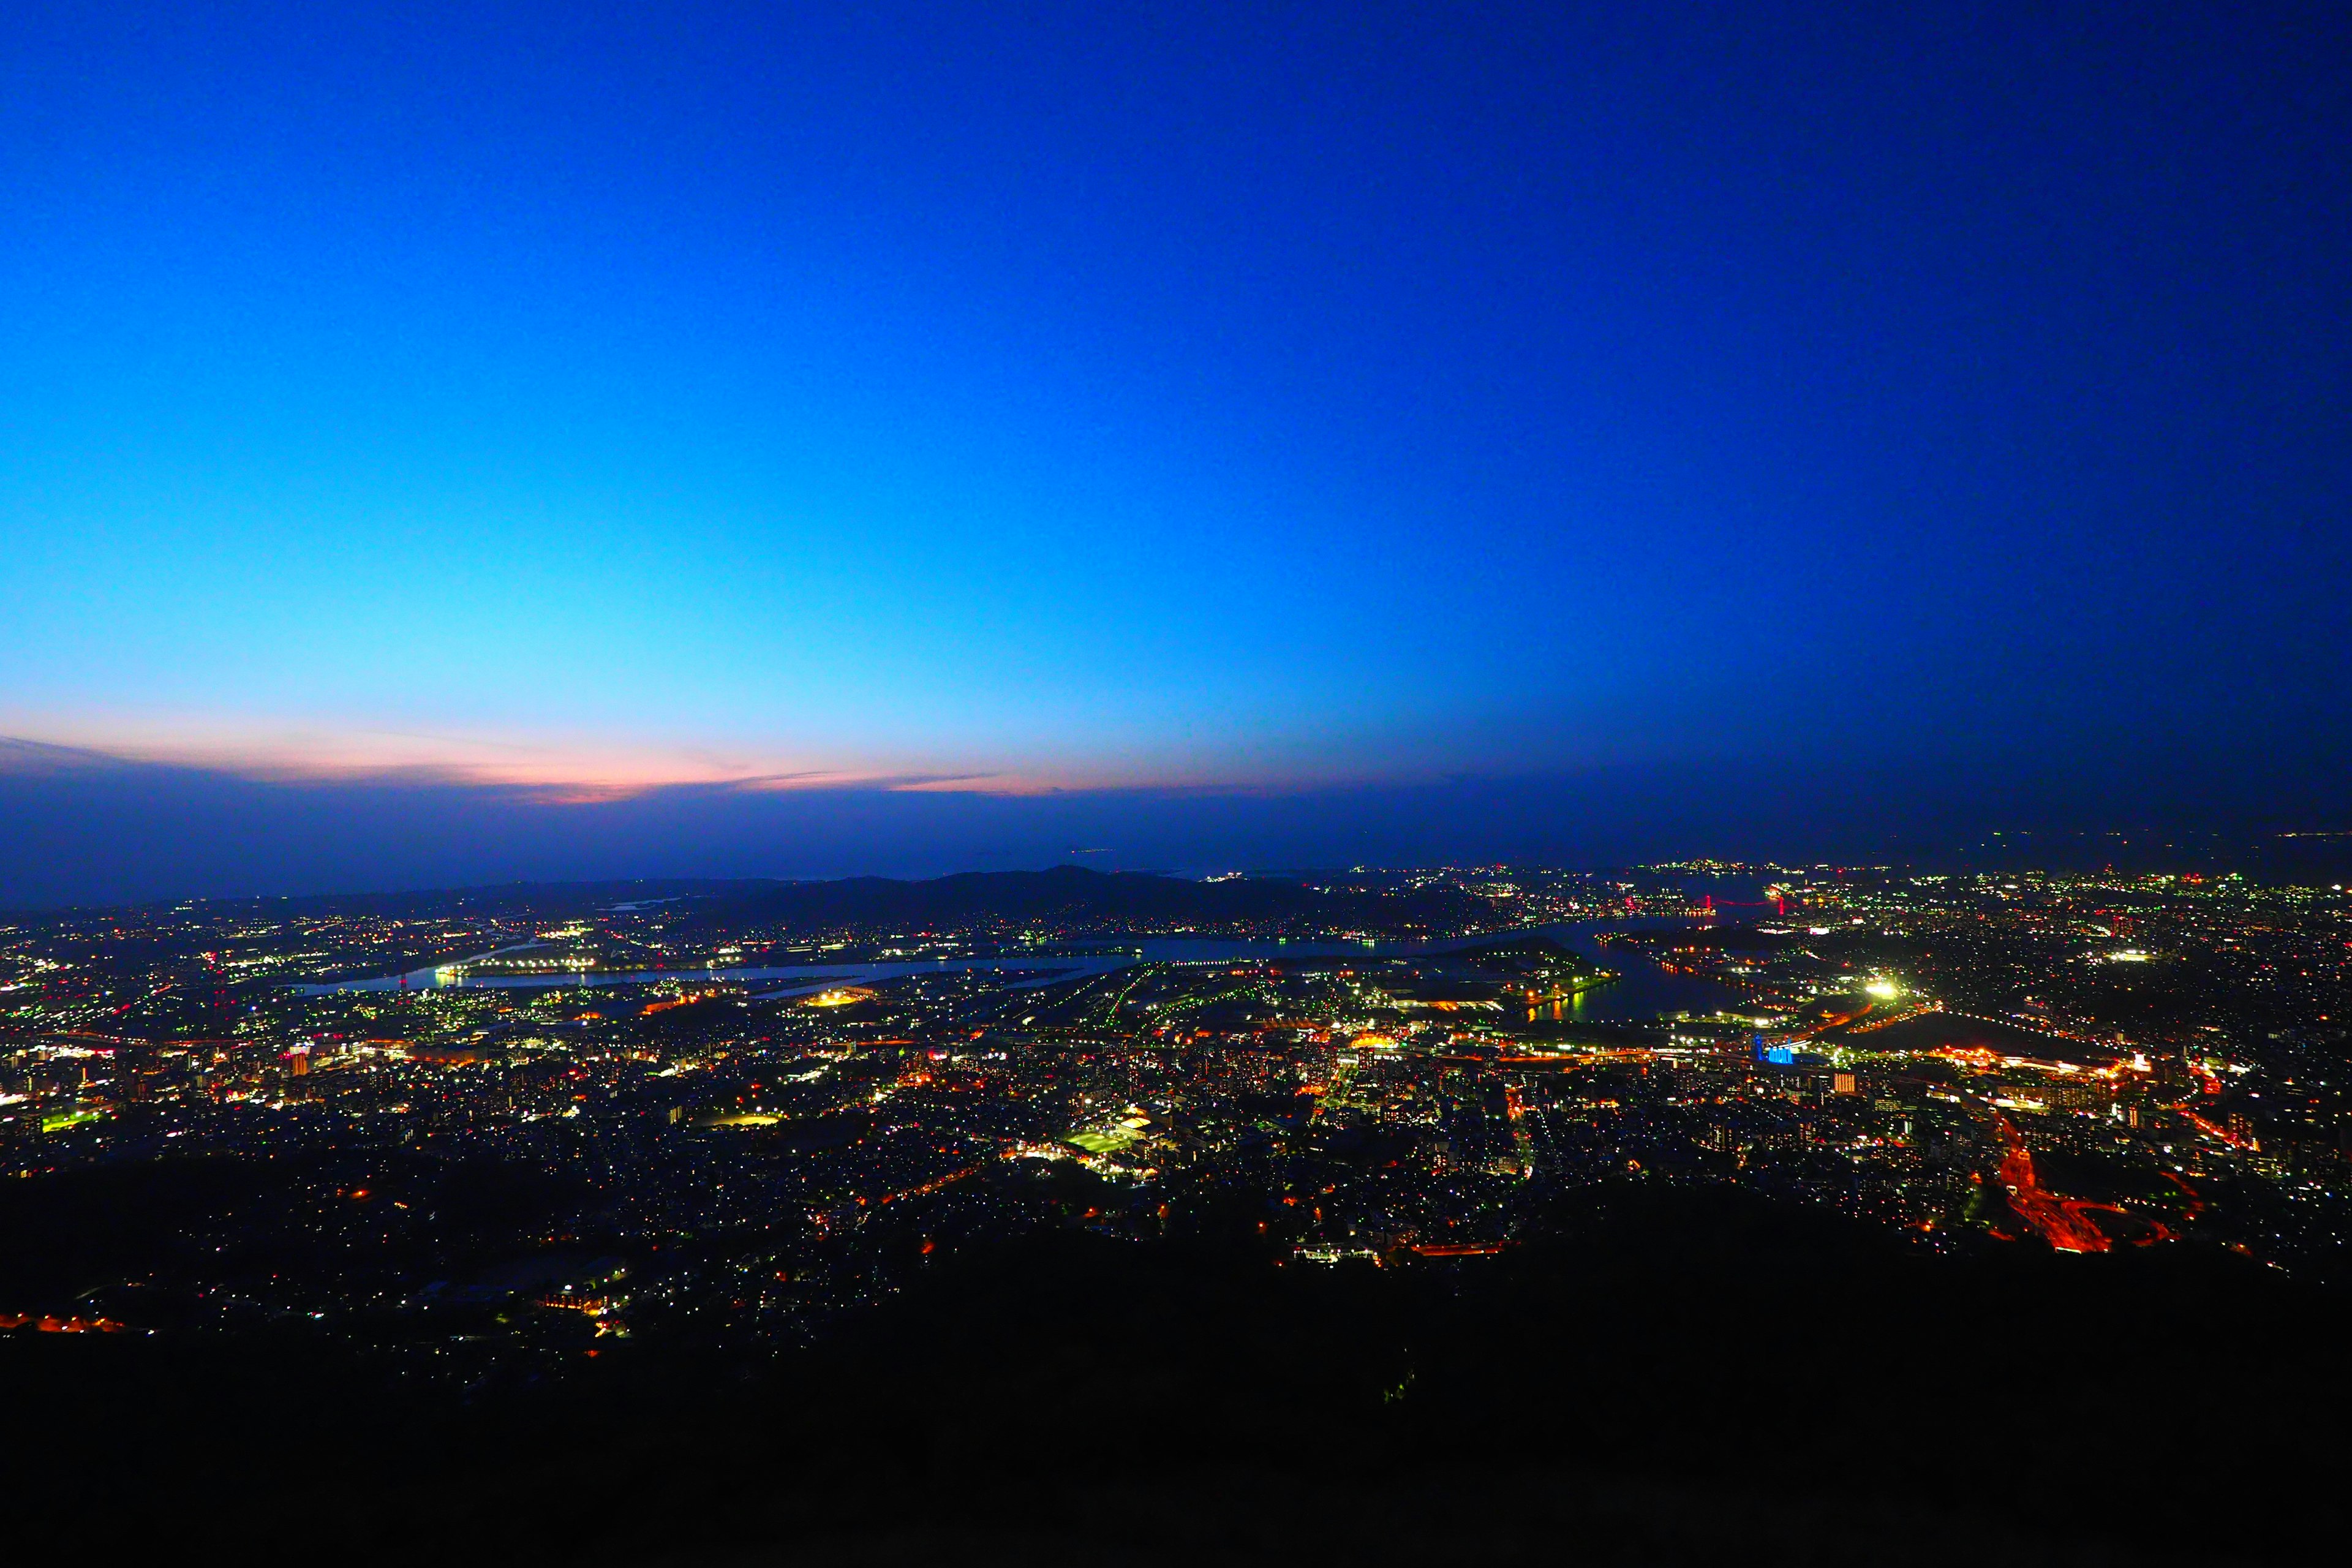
[0,712,1482,799]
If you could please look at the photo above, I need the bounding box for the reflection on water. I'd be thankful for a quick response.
[1545,921,1745,1022]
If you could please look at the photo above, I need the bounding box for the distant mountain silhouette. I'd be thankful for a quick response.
[97,865,1503,937]
[703,864,1497,934]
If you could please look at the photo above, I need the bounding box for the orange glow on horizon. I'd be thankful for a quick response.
[0,714,1505,804]
[0,714,1147,799]
[0,713,1444,801]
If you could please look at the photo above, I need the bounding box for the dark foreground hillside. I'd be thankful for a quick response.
[9,1185,2345,1565]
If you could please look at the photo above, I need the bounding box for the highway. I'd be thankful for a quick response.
[1990,1111,2111,1253]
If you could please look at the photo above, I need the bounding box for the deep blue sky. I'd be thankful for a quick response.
[2,3,2347,900]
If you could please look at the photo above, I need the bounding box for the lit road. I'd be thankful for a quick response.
[1991,1112,2111,1253]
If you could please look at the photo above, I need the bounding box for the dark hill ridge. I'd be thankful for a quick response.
[700,865,1499,937]
[102,867,1505,938]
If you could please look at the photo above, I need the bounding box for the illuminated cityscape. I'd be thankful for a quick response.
[8,861,2348,1321]
[9,859,2351,1557]
[6,2,2349,1561]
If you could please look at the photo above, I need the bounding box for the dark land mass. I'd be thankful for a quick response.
[1432,933,1591,968]
[7,1180,2344,1566]
[25,866,1504,938]
[1619,924,1804,952]
[695,864,1499,938]
[0,867,1518,997]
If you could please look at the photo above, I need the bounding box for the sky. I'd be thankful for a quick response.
[2,2,2348,902]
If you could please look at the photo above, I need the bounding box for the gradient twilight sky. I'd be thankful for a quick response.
[2,3,2348,897]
